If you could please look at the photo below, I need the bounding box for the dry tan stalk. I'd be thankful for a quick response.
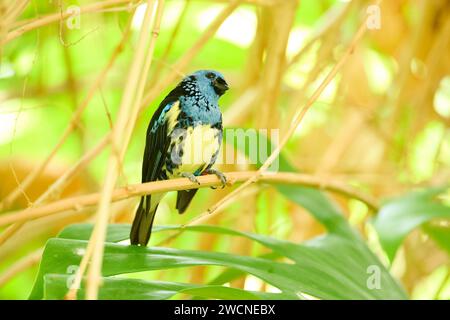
[283,20,343,126]
[411,16,450,119]
[257,0,297,128]
[0,223,23,246]
[119,0,165,160]
[202,5,376,217]
[286,0,355,70]
[2,0,138,45]
[316,113,366,174]
[39,135,111,204]
[3,0,265,40]
[3,0,30,26]
[84,0,164,300]
[65,234,95,300]
[238,6,266,93]
[0,202,122,262]
[149,0,191,85]
[0,171,379,229]
[382,0,429,134]
[0,248,42,288]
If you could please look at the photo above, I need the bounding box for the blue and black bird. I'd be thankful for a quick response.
[130,70,229,246]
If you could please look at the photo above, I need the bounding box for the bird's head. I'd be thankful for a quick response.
[188,70,229,98]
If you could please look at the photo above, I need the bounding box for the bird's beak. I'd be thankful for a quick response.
[213,78,229,95]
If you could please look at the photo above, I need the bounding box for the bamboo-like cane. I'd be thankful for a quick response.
[0,171,379,229]
[2,0,135,45]
[83,0,165,300]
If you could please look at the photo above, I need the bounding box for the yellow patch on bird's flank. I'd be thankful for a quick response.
[172,125,220,176]
[147,192,165,212]
[166,101,181,132]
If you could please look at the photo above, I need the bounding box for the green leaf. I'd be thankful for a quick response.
[44,275,192,300]
[31,238,305,300]
[32,224,407,300]
[422,223,450,255]
[208,252,281,285]
[275,185,354,237]
[372,187,450,262]
[180,286,289,300]
[57,223,130,242]
[43,274,287,300]
[57,224,175,242]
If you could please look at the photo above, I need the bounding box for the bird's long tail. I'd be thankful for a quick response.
[176,189,198,214]
[130,194,161,246]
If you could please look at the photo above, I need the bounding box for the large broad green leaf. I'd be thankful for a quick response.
[31,224,407,300]
[43,274,286,300]
[275,185,355,238]
[208,252,281,286]
[57,224,130,242]
[372,187,450,262]
[56,223,171,242]
[31,238,304,300]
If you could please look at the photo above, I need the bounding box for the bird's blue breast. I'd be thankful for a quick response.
[178,95,222,126]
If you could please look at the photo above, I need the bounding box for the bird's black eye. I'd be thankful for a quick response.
[205,72,215,79]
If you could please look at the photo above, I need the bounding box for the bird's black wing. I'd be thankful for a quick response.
[130,84,186,245]
[142,84,186,183]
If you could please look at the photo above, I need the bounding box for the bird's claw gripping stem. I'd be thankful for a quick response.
[180,172,201,185]
[205,168,227,189]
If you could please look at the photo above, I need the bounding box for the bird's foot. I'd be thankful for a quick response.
[180,172,200,185]
[205,168,227,189]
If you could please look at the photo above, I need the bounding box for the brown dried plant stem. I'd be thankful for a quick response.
[81,0,164,300]
[0,248,42,288]
[3,0,30,27]
[0,171,379,229]
[2,0,138,45]
[201,9,374,220]
[257,0,297,128]
[286,0,355,71]
[149,0,191,84]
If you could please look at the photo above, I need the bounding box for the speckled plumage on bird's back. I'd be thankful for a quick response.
[130,70,229,246]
